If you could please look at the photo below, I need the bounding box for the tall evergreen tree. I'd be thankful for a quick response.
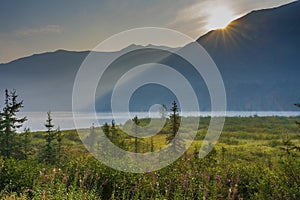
[166,101,184,153]
[110,120,126,155]
[111,120,121,147]
[0,89,27,158]
[132,116,140,153]
[111,120,116,141]
[102,122,110,140]
[41,111,57,165]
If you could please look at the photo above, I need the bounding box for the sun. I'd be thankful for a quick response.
[206,6,235,30]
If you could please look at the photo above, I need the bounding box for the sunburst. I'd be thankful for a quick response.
[206,6,235,30]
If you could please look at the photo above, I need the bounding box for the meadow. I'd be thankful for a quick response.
[1,116,300,199]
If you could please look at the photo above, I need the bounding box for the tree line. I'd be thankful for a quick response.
[0,89,63,165]
[2,89,299,166]
[0,89,187,166]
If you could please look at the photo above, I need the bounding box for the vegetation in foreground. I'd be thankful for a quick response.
[0,90,300,199]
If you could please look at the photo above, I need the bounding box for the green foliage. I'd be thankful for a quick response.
[166,101,185,153]
[0,95,300,199]
[0,157,40,196]
[0,89,27,159]
[20,128,33,159]
[132,115,139,153]
[39,111,63,165]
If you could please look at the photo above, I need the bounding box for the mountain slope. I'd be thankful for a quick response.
[197,1,300,110]
[0,1,300,112]
[0,50,89,111]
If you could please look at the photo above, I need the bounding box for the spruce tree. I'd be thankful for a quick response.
[132,116,139,153]
[102,122,110,140]
[42,111,56,164]
[166,101,184,153]
[111,120,116,143]
[0,89,27,158]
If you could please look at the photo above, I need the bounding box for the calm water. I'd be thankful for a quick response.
[18,111,300,132]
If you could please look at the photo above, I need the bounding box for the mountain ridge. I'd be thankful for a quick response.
[0,1,299,112]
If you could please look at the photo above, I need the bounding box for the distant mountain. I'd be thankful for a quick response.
[0,1,299,112]
[0,50,89,111]
[197,1,300,110]
[0,46,179,112]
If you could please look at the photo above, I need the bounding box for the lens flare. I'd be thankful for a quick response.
[207,6,235,30]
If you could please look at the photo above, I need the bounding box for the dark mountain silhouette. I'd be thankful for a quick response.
[0,1,299,112]
[197,1,300,110]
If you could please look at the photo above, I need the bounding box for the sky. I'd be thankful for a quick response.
[0,0,294,64]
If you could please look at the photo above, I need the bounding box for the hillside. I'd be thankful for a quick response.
[197,1,300,110]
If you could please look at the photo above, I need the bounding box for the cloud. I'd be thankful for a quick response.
[167,0,294,39]
[167,1,215,38]
[15,25,63,37]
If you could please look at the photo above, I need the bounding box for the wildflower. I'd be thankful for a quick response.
[165,188,169,196]
[82,169,91,186]
[226,178,232,187]
[62,174,68,184]
[130,184,138,192]
[207,175,211,182]
[182,179,187,191]
[42,190,46,200]
[215,175,221,182]
[23,189,34,199]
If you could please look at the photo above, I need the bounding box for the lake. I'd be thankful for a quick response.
[18,111,300,132]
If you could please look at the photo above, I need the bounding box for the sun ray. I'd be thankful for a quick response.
[206,6,235,30]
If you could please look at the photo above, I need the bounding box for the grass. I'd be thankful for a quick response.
[1,116,300,199]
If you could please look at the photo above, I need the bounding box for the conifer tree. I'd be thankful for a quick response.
[111,120,116,143]
[166,101,184,153]
[102,122,110,140]
[42,111,56,164]
[110,120,126,156]
[0,89,27,158]
[132,116,139,153]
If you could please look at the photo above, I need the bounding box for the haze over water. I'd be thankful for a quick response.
[18,111,300,132]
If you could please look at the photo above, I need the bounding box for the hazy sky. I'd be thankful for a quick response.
[0,0,294,63]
